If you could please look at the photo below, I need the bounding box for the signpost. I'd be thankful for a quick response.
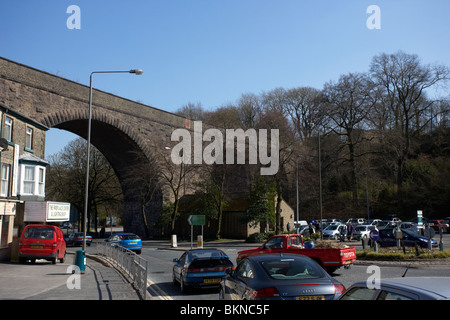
[369,229,379,252]
[188,215,205,249]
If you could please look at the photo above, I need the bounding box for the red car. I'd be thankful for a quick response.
[429,220,449,233]
[19,224,67,264]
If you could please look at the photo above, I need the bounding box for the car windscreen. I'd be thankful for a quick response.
[260,258,324,280]
[23,227,54,239]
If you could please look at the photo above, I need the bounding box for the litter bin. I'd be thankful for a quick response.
[73,250,86,274]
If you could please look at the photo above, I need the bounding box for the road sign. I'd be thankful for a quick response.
[369,229,379,242]
[188,215,205,226]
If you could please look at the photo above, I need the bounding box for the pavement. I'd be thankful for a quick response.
[0,251,142,300]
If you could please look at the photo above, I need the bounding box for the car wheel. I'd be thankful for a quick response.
[172,271,177,285]
[52,253,58,264]
[219,286,225,300]
[180,275,189,293]
[60,252,66,263]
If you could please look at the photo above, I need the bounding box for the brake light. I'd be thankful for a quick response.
[252,287,280,298]
[334,283,346,295]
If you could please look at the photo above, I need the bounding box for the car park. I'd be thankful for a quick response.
[18,224,66,264]
[106,232,142,254]
[340,277,450,300]
[219,253,345,300]
[376,228,438,248]
[173,248,234,293]
[353,224,377,241]
[65,232,93,247]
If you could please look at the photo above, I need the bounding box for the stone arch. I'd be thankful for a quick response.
[40,109,162,237]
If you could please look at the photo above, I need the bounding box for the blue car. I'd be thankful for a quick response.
[106,233,142,254]
[172,248,234,293]
[377,228,438,248]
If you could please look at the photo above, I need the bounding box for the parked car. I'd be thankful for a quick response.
[19,224,66,264]
[322,223,346,240]
[65,232,93,247]
[346,218,366,225]
[340,277,450,300]
[106,233,142,254]
[59,221,73,229]
[376,228,438,248]
[429,220,449,233]
[220,254,345,300]
[398,222,420,234]
[173,248,234,293]
[366,219,382,226]
[353,224,377,241]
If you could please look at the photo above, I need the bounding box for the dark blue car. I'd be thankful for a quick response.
[172,248,234,293]
[377,228,438,248]
[106,233,142,254]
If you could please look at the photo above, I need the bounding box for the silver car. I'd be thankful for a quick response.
[340,277,450,300]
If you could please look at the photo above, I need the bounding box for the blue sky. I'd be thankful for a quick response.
[1,0,449,157]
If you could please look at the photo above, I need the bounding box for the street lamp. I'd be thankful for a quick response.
[82,69,143,251]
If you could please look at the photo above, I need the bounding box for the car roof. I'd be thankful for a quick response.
[246,253,312,262]
[354,277,450,299]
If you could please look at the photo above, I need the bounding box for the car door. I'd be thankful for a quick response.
[174,252,187,283]
[232,260,255,300]
[379,229,395,247]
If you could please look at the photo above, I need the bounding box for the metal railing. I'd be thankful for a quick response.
[97,242,148,300]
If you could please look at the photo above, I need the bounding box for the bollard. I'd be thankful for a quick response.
[197,235,203,248]
[171,234,178,248]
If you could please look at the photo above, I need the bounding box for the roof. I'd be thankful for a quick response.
[19,153,50,166]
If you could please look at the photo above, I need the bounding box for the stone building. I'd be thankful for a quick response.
[0,102,49,261]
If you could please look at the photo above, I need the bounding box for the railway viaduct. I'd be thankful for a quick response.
[0,57,192,237]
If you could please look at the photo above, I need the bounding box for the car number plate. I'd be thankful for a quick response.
[31,245,44,249]
[129,242,137,244]
[203,278,221,284]
[296,295,325,300]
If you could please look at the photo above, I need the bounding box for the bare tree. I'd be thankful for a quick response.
[322,72,376,203]
[369,51,449,207]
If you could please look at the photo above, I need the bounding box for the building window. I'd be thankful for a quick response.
[38,167,45,196]
[3,117,13,142]
[19,164,46,198]
[23,165,35,194]
[26,127,33,150]
[1,164,10,197]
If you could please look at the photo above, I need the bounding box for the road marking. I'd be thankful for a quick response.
[147,278,173,300]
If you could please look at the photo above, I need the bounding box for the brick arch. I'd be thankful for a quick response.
[38,108,161,237]
[38,108,151,159]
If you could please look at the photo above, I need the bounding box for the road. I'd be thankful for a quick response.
[141,235,450,300]
[86,234,450,300]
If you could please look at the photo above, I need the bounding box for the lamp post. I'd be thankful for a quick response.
[82,69,143,251]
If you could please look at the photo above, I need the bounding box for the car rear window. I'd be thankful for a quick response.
[260,258,324,280]
[190,258,233,269]
[23,227,54,239]
[120,234,139,240]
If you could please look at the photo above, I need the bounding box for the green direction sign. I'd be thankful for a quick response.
[188,215,205,226]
